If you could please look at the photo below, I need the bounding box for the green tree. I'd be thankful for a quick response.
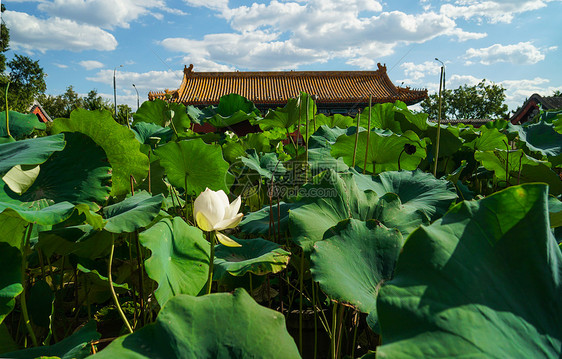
[0,5,47,113]
[421,80,509,120]
[1,4,10,74]
[116,104,133,125]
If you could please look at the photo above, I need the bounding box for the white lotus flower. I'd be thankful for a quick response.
[193,188,243,247]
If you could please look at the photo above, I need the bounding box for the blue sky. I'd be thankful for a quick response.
[2,0,562,113]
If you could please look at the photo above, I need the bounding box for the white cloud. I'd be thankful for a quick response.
[465,42,548,65]
[53,63,69,69]
[3,11,117,53]
[401,61,442,82]
[37,0,176,29]
[79,60,105,70]
[500,77,562,110]
[86,69,184,91]
[183,0,230,12]
[440,0,561,24]
[161,1,485,71]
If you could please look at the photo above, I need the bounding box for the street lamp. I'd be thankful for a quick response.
[113,65,123,118]
[132,83,139,111]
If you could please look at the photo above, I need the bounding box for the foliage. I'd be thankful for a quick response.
[0,91,561,359]
[420,79,509,120]
[1,55,46,113]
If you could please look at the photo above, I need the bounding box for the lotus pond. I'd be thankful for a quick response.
[0,93,561,358]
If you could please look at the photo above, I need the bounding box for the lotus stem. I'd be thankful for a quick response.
[518,152,524,185]
[398,148,405,171]
[135,232,146,326]
[331,301,338,359]
[20,224,38,347]
[336,304,345,359]
[433,65,444,177]
[351,310,359,359]
[352,110,361,167]
[312,280,318,359]
[108,234,134,334]
[504,140,510,187]
[363,96,372,174]
[5,82,10,138]
[206,231,216,295]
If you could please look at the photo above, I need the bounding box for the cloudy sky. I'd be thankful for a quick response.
[2,0,561,113]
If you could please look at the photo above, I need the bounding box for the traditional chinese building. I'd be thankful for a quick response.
[510,93,562,124]
[149,63,427,115]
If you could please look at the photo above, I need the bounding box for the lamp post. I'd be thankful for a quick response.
[132,83,139,111]
[433,58,445,177]
[113,65,123,118]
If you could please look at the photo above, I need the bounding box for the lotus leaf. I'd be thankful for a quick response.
[0,134,65,175]
[132,98,191,133]
[331,129,426,174]
[155,138,230,195]
[0,111,46,139]
[0,132,111,207]
[310,219,402,321]
[51,109,149,196]
[91,289,300,359]
[352,169,457,221]
[103,191,164,233]
[139,217,210,306]
[214,237,291,278]
[377,184,562,358]
[3,320,100,359]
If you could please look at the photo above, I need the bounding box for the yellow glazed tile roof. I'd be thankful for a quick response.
[149,63,427,106]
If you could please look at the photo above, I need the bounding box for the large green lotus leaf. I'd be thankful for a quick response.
[139,217,209,307]
[214,237,291,279]
[474,149,559,191]
[331,129,426,174]
[3,320,100,359]
[240,202,296,236]
[517,162,562,196]
[0,134,65,175]
[0,201,76,226]
[131,122,173,146]
[154,138,230,195]
[52,109,149,196]
[394,106,429,133]
[255,92,316,131]
[222,132,270,163]
[352,169,457,221]
[313,113,355,130]
[0,243,22,325]
[514,121,562,165]
[373,193,429,237]
[376,184,562,358]
[473,127,509,151]
[424,123,464,158]
[0,132,111,206]
[289,170,378,252]
[310,219,402,319]
[103,192,164,233]
[0,111,46,139]
[359,102,401,133]
[91,289,300,359]
[37,224,113,259]
[240,149,286,181]
[202,94,261,128]
[133,98,191,133]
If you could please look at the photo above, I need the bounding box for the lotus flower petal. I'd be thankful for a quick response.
[216,231,241,247]
[214,213,243,231]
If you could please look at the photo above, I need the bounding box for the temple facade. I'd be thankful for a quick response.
[149,63,427,115]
